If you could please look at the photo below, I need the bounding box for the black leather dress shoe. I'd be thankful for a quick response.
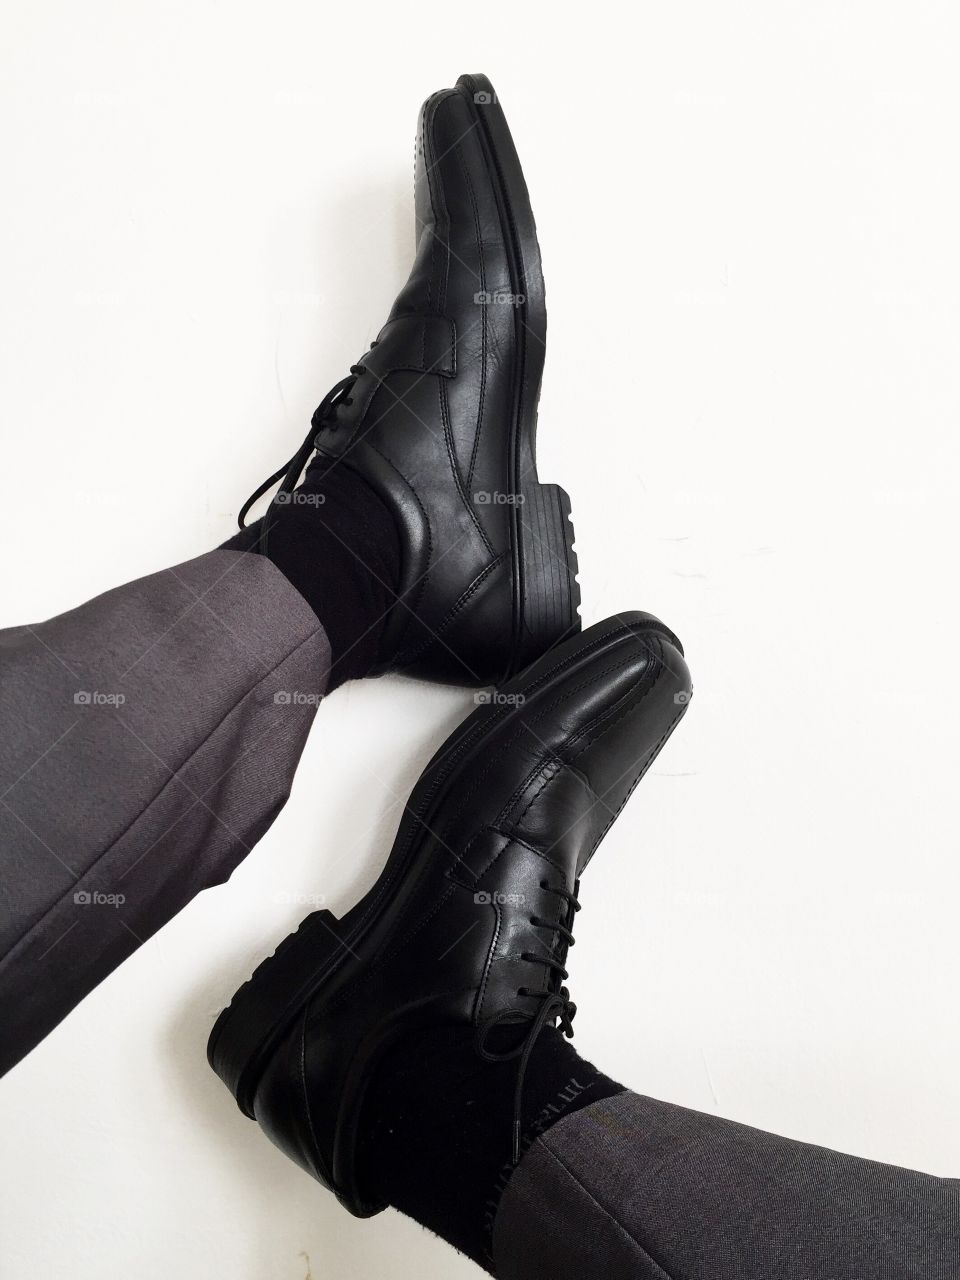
[208,612,691,1214]
[240,74,579,686]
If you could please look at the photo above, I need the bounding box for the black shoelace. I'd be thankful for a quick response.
[478,877,581,1164]
[237,343,378,556]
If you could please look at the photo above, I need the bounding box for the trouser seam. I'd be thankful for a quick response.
[0,623,327,973]
[517,1134,680,1279]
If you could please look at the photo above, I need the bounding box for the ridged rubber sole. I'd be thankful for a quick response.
[517,481,580,668]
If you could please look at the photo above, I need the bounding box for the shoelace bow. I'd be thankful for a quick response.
[237,342,379,555]
[477,877,581,1164]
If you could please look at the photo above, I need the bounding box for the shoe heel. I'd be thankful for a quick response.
[515,482,581,671]
[207,903,362,1118]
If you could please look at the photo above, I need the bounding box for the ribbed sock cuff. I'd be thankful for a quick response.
[222,463,401,688]
[359,1025,624,1273]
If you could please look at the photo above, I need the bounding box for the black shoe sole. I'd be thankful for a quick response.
[208,612,689,1118]
[455,73,581,676]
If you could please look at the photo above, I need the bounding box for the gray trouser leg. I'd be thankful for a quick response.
[493,1091,959,1279]
[0,550,330,1076]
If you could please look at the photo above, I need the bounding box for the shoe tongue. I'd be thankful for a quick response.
[484,1018,531,1056]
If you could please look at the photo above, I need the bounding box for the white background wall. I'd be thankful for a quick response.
[1,3,958,1276]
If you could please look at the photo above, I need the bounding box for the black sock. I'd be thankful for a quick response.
[221,463,400,688]
[359,1026,624,1274]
